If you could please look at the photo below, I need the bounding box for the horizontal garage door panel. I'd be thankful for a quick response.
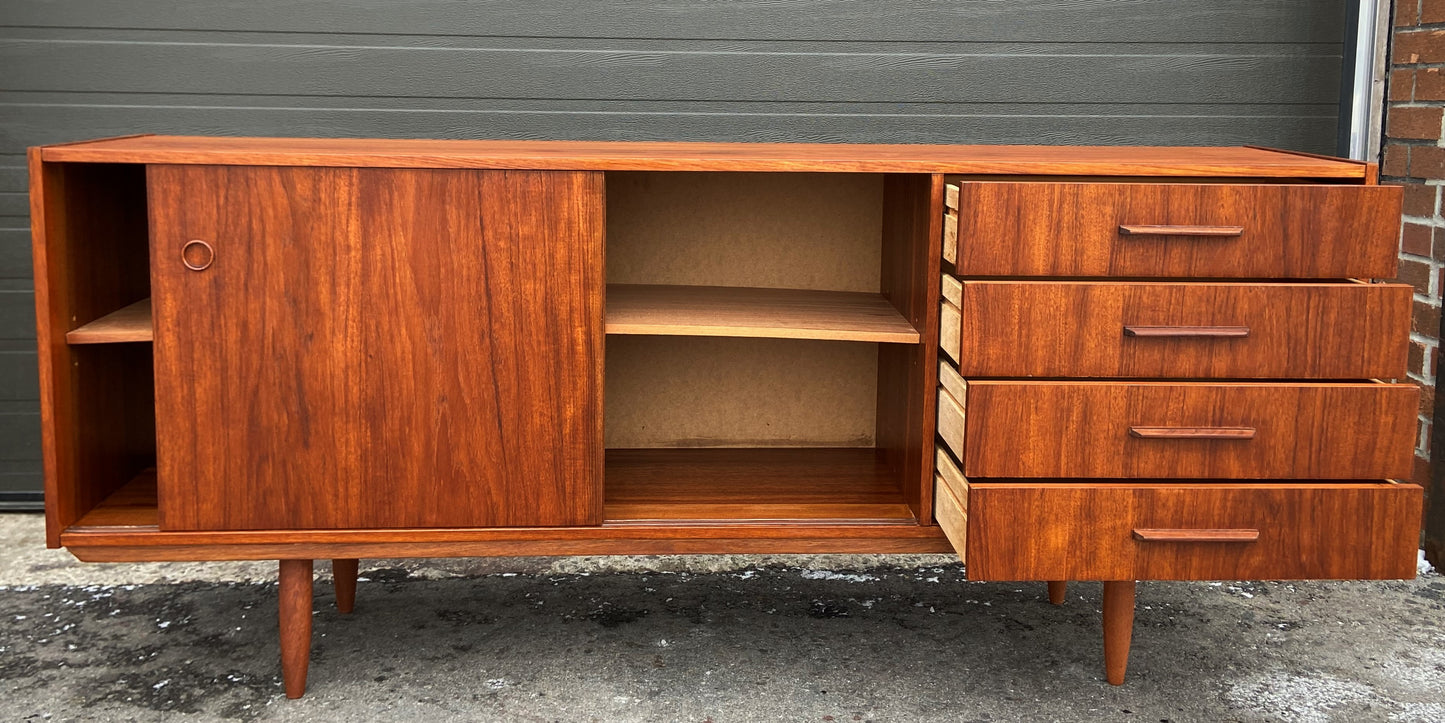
[0,1,1345,43]
[0,40,1341,104]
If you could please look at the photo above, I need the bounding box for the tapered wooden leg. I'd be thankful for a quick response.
[1102,580,1136,686]
[332,559,358,614]
[1047,581,1067,605]
[279,559,314,699]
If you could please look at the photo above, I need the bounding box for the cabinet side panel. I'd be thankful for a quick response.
[31,154,153,546]
[877,173,942,521]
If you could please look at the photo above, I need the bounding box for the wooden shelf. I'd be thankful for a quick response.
[604,448,913,523]
[606,284,919,343]
[68,451,915,533]
[63,289,921,345]
[66,299,153,344]
[70,469,158,530]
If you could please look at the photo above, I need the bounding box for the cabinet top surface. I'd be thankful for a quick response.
[37,135,1366,178]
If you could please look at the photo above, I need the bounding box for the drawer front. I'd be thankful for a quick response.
[953,182,1401,278]
[947,281,1411,379]
[965,482,1423,581]
[963,382,1418,479]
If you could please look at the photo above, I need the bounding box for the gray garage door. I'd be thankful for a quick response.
[0,0,1349,504]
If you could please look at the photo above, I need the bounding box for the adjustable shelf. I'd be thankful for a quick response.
[605,284,918,343]
[69,287,920,347]
[66,299,153,344]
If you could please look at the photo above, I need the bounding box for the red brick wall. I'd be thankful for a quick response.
[1387,0,1445,565]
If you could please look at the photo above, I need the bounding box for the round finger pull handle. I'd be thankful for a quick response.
[182,240,214,271]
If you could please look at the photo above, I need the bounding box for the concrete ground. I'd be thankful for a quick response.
[1,513,1442,722]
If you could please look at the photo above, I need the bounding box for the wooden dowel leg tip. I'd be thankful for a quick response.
[333,559,359,614]
[1047,580,1067,605]
[279,559,314,699]
[1102,580,1135,686]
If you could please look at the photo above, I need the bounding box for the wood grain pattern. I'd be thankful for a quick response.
[604,448,912,523]
[876,173,943,523]
[937,385,967,465]
[942,213,958,266]
[605,284,918,343]
[1117,224,1243,236]
[29,154,155,546]
[1121,325,1250,338]
[1128,427,1256,440]
[149,166,604,530]
[42,137,1367,178]
[1047,581,1066,605]
[937,360,967,407]
[934,445,968,509]
[1132,528,1259,542]
[331,559,358,614]
[939,273,962,307]
[965,481,1423,581]
[933,473,968,557]
[953,182,1401,278]
[963,382,1418,479]
[1102,581,1134,685]
[949,281,1411,379]
[65,450,938,545]
[65,536,957,562]
[278,559,312,699]
[68,469,157,530]
[939,300,962,364]
[65,298,152,344]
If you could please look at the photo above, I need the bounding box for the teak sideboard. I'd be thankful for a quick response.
[29,136,1422,697]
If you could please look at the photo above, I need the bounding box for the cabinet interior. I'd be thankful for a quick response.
[64,167,930,530]
[39,162,156,533]
[602,171,918,523]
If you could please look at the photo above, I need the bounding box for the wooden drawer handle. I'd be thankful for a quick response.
[1128,426,1256,440]
[1133,528,1260,543]
[1124,325,1249,338]
[1118,224,1244,237]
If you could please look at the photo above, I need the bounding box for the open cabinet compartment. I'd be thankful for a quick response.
[601,171,939,525]
[31,159,157,543]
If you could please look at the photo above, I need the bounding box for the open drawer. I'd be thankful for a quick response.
[961,480,1422,581]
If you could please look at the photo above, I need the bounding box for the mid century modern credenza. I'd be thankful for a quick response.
[28,136,1422,698]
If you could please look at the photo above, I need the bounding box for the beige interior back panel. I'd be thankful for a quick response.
[606,336,878,448]
[606,172,883,292]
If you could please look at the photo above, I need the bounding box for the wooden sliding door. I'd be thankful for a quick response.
[148,166,604,530]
